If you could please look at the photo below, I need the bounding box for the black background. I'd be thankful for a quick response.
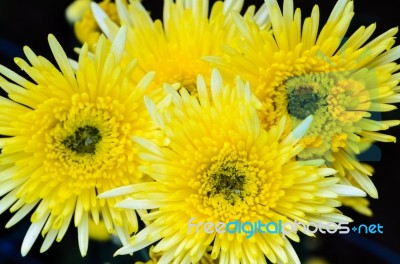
[0,0,400,263]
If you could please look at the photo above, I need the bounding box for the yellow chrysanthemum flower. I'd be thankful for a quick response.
[0,27,157,256]
[208,0,400,214]
[100,70,365,263]
[90,0,268,95]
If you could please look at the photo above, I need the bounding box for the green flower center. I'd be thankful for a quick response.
[287,85,322,119]
[206,159,246,204]
[285,72,335,121]
[62,125,102,154]
[284,71,369,160]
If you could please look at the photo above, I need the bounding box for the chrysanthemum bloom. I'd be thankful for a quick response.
[100,70,365,263]
[208,0,400,215]
[90,0,268,96]
[0,27,158,256]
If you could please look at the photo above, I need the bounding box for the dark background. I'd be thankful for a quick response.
[0,0,400,263]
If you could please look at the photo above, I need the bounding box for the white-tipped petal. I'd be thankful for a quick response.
[77,212,89,257]
[210,69,223,100]
[115,198,159,210]
[111,26,128,62]
[282,115,313,146]
[21,215,48,256]
[6,202,38,228]
[133,136,164,157]
[318,168,337,177]
[98,185,136,198]
[283,238,301,264]
[68,59,79,71]
[254,3,269,28]
[0,189,18,215]
[330,184,367,197]
[48,34,77,88]
[197,74,209,107]
[351,171,379,198]
[114,242,151,256]
[136,71,155,93]
[40,229,58,253]
[91,2,114,39]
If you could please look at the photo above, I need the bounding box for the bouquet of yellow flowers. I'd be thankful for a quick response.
[0,0,399,263]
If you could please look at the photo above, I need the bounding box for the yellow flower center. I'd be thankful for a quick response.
[187,142,284,223]
[22,93,137,201]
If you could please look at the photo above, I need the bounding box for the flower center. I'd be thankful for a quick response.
[284,72,370,159]
[286,74,329,120]
[288,85,322,119]
[62,125,102,154]
[188,142,283,222]
[206,161,246,204]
